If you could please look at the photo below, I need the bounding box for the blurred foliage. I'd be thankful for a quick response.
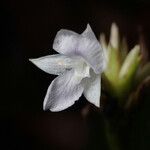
[95,23,150,150]
[100,23,150,108]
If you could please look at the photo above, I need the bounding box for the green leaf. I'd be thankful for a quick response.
[118,45,141,99]
[104,45,121,85]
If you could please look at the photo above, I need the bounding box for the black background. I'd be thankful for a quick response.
[1,0,150,150]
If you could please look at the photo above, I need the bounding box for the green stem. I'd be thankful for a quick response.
[104,120,121,150]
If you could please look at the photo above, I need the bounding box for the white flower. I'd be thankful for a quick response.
[29,24,106,112]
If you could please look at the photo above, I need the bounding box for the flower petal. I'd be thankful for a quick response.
[29,54,76,75]
[43,69,84,111]
[81,24,97,40]
[53,24,106,74]
[74,57,90,78]
[79,24,106,74]
[82,69,101,107]
[53,29,79,56]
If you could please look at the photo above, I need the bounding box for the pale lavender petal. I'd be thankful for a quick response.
[81,24,97,40]
[74,57,90,78]
[29,54,76,75]
[43,69,84,112]
[53,29,79,56]
[79,24,106,74]
[53,25,106,74]
[82,69,101,107]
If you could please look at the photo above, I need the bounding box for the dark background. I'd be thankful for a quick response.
[1,0,150,150]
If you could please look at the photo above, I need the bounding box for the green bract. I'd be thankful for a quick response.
[100,23,150,107]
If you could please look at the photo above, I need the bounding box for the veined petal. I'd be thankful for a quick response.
[78,38,105,74]
[79,24,106,74]
[53,25,106,74]
[53,29,79,55]
[81,24,97,40]
[43,69,84,112]
[74,57,90,78]
[29,54,76,75]
[82,69,101,107]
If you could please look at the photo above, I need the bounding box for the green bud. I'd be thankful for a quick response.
[100,33,107,51]
[119,45,141,79]
[117,45,141,99]
[104,45,121,84]
[110,23,119,50]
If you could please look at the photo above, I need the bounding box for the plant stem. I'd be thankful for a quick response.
[104,120,121,150]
